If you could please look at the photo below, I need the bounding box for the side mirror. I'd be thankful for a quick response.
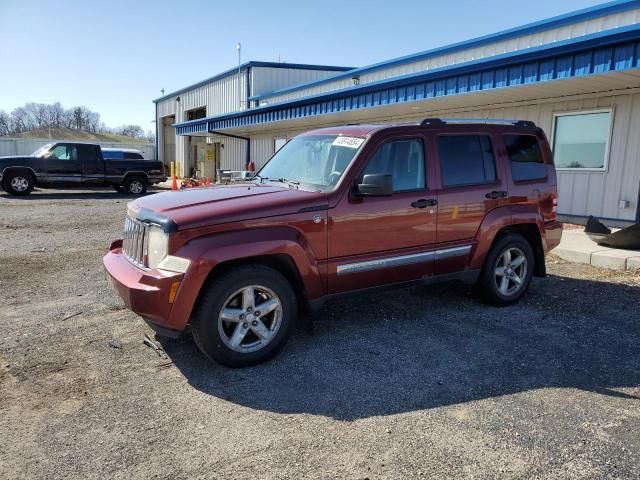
[356,174,393,196]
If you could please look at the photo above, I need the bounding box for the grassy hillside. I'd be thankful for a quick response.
[4,128,151,144]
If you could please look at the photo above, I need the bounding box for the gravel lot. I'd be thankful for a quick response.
[1,188,639,480]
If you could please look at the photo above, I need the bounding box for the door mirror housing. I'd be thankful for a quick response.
[356,174,393,196]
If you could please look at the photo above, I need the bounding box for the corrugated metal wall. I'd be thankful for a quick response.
[251,67,350,97]
[260,8,640,104]
[0,138,156,159]
[247,90,640,222]
[159,66,352,172]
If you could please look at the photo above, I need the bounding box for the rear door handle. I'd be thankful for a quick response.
[485,190,507,199]
[411,198,437,208]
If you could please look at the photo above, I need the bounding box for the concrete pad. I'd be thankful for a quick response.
[591,249,634,270]
[552,230,611,265]
[553,229,640,271]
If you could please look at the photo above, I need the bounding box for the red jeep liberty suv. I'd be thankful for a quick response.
[104,119,562,367]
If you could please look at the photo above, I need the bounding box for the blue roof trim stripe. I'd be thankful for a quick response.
[173,25,640,136]
[250,0,640,101]
[153,61,354,103]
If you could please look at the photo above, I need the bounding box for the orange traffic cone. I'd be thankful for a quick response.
[205,176,211,186]
[171,175,178,191]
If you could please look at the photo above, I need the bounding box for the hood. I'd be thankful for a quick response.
[0,155,34,163]
[128,183,328,230]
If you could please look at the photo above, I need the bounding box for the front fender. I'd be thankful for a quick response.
[166,227,324,330]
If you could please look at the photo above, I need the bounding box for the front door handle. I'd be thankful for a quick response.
[411,198,437,208]
[485,190,507,199]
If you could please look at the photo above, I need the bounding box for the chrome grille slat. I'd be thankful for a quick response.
[122,216,148,268]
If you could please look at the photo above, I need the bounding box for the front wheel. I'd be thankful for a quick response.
[122,176,147,195]
[2,171,34,196]
[191,265,297,367]
[478,233,534,306]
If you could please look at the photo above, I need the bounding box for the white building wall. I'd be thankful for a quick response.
[156,66,351,172]
[259,8,640,104]
[251,67,352,98]
[247,90,640,222]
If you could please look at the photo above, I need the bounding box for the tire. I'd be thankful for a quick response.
[112,184,124,193]
[122,176,147,195]
[478,233,534,306]
[192,265,297,367]
[1,171,35,196]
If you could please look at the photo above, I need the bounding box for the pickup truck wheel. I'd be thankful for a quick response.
[123,176,147,195]
[192,265,297,367]
[2,171,34,196]
[478,233,534,306]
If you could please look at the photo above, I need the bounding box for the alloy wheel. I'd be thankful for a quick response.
[129,180,144,194]
[217,285,283,353]
[10,176,29,192]
[494,247,527,296]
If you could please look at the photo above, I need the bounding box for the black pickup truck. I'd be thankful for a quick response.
[0,142,166,196]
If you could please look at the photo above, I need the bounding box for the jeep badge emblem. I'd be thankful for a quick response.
[313,215,322,224]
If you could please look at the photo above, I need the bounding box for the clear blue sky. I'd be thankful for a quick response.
[0,0,607,130]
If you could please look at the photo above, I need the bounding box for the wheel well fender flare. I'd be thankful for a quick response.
[122,171,149,184]
[469,205,546,275]
[167,227,323,330]
[1,166,37,181]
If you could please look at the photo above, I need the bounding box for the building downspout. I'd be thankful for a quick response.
[208,130,251,170]
[154,102,160,166]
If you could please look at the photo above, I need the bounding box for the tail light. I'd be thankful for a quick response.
[161,163,166,177]
[548,193,558,222]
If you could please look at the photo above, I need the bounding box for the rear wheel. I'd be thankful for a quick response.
[478,233,534,306]
[2,171,34,196]
[192,265,297,367]
[122,176,147,195]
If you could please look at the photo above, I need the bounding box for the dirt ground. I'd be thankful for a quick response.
[1,188,639,480]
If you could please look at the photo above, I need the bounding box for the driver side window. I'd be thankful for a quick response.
[48,145,78,161]
[362,138,425,192]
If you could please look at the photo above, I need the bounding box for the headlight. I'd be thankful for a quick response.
[146,225,169,269]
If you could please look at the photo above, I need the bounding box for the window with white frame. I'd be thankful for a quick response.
[552,110,612,170]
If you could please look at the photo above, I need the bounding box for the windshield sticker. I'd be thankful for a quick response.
[332,136,364,149]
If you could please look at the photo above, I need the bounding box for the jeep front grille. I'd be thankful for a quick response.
[122,216,149,268]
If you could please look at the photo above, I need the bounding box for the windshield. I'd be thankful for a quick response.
[256,134,365,191]
[31,143,53,157]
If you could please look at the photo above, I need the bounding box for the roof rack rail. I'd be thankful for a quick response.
[420,118,536,127]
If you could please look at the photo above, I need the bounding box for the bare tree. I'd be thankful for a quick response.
[72,106,84,129]
[86,111,101,133]
[48,102,64,129]
[116,124,144,138]
[10,107,29,133]
[1,102,149,140]
[0,111,10,136]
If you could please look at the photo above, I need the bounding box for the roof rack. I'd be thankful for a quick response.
[420,118,536,127]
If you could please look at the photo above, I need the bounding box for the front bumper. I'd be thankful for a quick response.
[103,240,185,333]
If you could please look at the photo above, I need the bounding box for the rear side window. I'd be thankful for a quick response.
[362,138,425,192]
[438,135,496,187]
[103,150,124,160]
[77,144,99,162]
[124,152,144,160]
[504,135,546,182]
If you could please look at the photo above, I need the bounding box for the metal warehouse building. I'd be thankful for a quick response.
[156,0,640,225]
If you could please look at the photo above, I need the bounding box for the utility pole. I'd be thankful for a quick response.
[237,42,242,110]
